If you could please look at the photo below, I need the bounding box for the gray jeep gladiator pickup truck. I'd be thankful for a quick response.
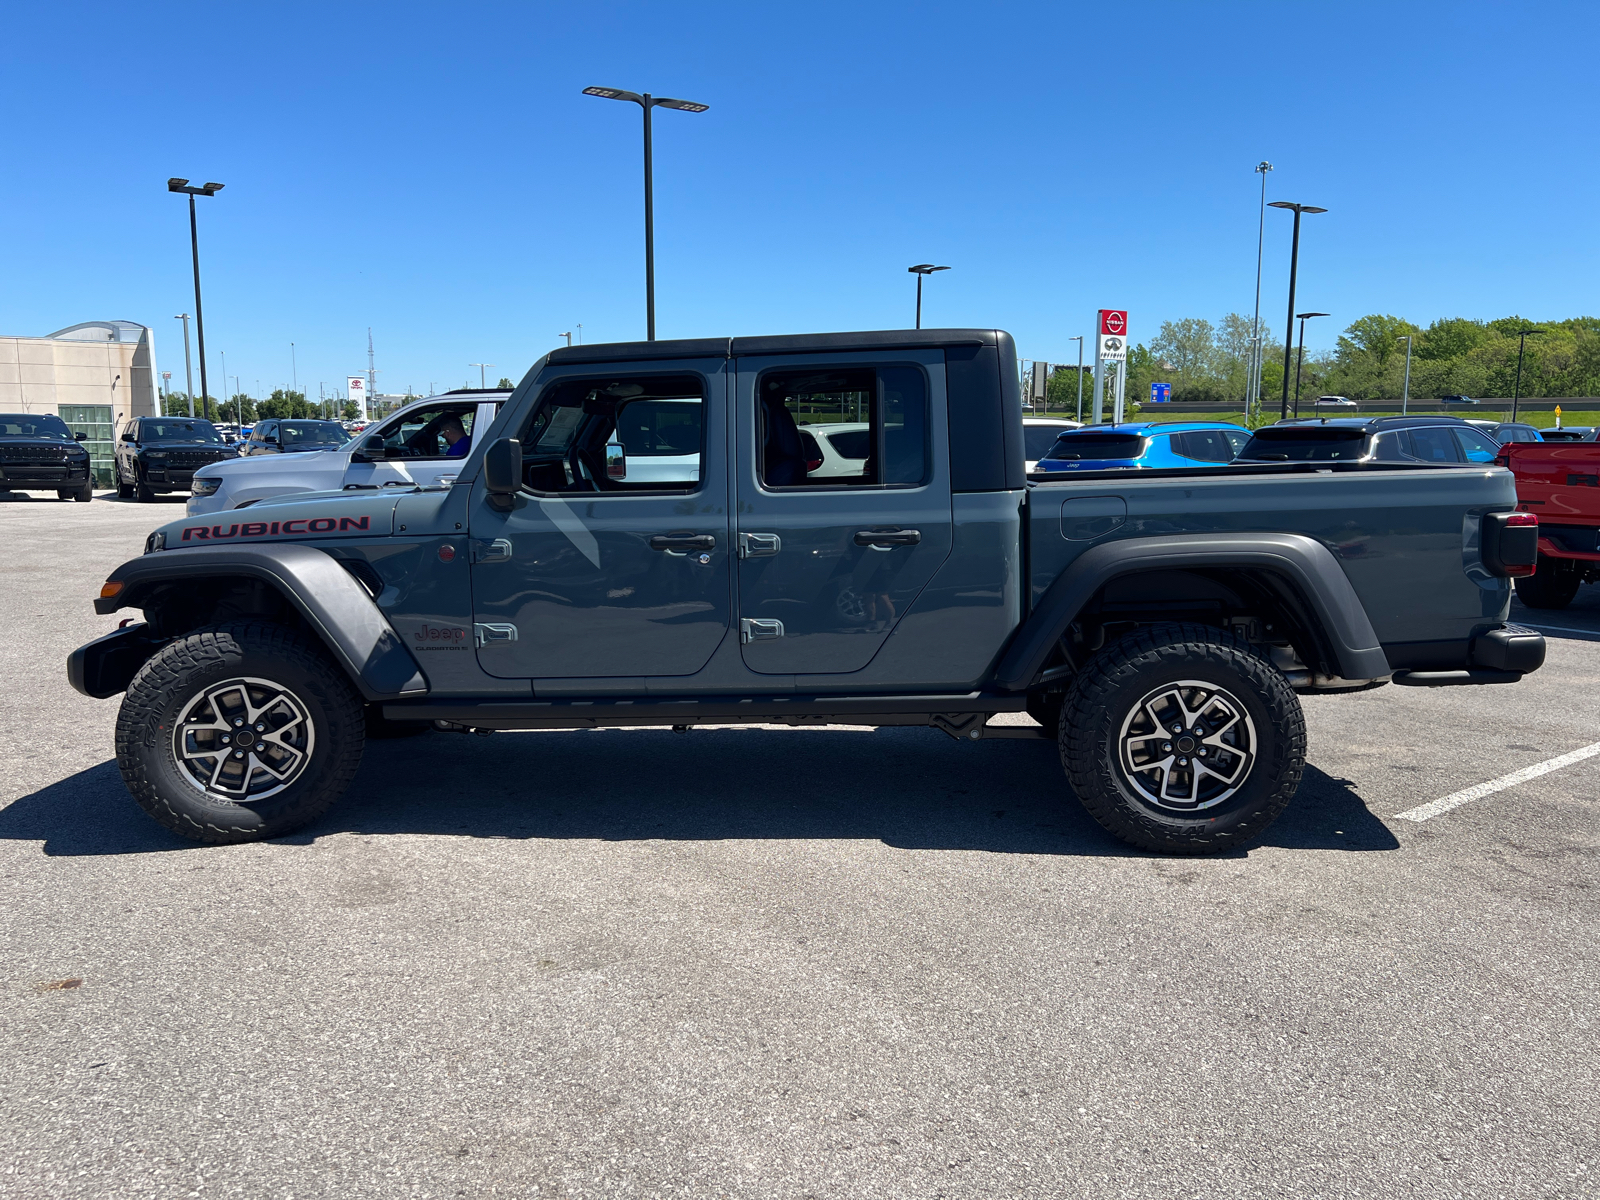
[69,329,1545,853]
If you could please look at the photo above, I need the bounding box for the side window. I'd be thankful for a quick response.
[757,364,928,488]
[1454,428,1500,463]
[1371,432,1406,461]
[1404,427,1463,463]
[516,374,705,494]
[374,404,478,460]
[1171,429,1235,463]
[1222,429,1251,456]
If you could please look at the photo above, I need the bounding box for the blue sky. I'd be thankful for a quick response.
[2,0,1595,399]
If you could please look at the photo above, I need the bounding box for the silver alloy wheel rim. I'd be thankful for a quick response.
[1117,679,1256,812]
[171,676,315,801]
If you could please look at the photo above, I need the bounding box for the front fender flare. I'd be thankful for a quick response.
[992,532,1390,692]
[93,544,427,700]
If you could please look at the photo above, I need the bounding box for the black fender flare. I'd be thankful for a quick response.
[90,544,428,700]
[992,532,1390,692]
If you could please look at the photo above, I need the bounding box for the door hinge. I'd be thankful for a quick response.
[474,622,518,647]
[740,617,784,643]
[738,532,781,558]
[472,538,513,563]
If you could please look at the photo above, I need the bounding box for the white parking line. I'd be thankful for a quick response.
[1394,741,1600,822]
[1517,622,1600,637]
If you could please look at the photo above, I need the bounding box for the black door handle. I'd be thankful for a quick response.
[854,529,921,548]
[649,534,716,552]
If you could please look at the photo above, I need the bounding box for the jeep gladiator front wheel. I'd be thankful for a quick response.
[1060,623,1306,854]
[115,623,365,844]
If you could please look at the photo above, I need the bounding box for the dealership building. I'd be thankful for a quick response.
[0,320,161,483]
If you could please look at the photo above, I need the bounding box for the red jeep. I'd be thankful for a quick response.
[1498,440,1600,608]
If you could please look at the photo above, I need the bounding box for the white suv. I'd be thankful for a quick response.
[187,392,507,516]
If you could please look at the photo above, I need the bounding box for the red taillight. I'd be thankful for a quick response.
[1506,512,1538,527]
[806,458,823,472]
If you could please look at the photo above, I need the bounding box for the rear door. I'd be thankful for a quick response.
[731,350,953,675]
[469,359,731,680]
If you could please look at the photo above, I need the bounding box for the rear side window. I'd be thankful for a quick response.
[1404,427,1463,463]
[1238,427,1367,461]
[1041,433,1145,461]
[756,365,928,488]
[1171,429,1238,463]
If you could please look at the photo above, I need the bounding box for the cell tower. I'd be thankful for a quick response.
[366,329,377,402]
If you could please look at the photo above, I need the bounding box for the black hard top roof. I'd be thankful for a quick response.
[546,328,1005,365]
[1262,415,1473,433]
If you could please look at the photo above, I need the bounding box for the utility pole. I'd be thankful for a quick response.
[1249,162,1273,417]
[367,328,377,404]
[470,363,494,389]
[1397,335,1413,415]
[1068,335,1085,422]
[1511,327,1545,423]
[174,315,194,417]
[1268,201,1328,421]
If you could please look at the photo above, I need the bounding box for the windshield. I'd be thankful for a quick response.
[142,419,224,444]
[278,421,349,447]
[0,414,73,440]
[1239,426,1367,461]
[1042,433,1146,460]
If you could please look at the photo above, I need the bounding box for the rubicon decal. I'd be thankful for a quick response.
[180,516,372,542]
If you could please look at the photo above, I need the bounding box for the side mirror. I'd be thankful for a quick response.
[120,431,135,443]
[605,435,627,480]
[349,435,384,463]
[74,431,88,442]
[483,438,522,510]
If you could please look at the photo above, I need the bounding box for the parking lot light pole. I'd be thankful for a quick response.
[1293,312,1329,417]
[1249,161,1273,416]
[583,87,710,341]
[168,179,223,420]
[1397,335,1413,414]
[1068,335,1085,422]
[174,314,194,416]
[907,265,950,329]
[1268,201,1327,420]
[1511,328,1545,423]
[470,364,494,389]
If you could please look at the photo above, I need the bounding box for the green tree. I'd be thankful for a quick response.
[1149,318,1217,398]
[342,402,360,420]
[1336,314,1418,371]
[161,392,193,416]
[496,377,515,389]
[216,394,256,424]
[256,389,310,420]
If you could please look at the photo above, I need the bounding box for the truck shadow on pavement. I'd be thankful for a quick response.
[2,726,1398,857]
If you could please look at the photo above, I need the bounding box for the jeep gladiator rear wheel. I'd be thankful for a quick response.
[1060,623,1305,854]
[115,623,364,844]
[1515,554,1580,610]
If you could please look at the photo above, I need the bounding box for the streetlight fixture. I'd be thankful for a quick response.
[470,363,494,389]
[1068,335,1085,422]
[1396,334,1413,414]
[167,178,223,420]
[1292,312,1330,417]
[1511,327,1545,423]
[907,264,950,329]
[559,332,572,347]
[1268,201,1328,420]
[583,87,710,341]
[1249,161,1273,417]
[174,314,194,417]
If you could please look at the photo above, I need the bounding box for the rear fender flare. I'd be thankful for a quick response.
[993,532,1389,692]
[94,544,427,700]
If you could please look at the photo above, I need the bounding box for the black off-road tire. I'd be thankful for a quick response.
[134,471,155,503]
[116,464,134,499]
[1515,554,1580,610]
[1059,623,1306,855]
[115,623,365,844]
[74,482,93,502]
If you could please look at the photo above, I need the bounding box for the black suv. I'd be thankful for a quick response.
[115,417,237,502]
[0,412,94,501]
[1237,416,1502,465]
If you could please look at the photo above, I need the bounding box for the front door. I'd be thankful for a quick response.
[346,399,500,492]
[732,352,953,675]
[469,359,731,680]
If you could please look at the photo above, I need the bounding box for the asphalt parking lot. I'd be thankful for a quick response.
[1,490,1596,1199]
